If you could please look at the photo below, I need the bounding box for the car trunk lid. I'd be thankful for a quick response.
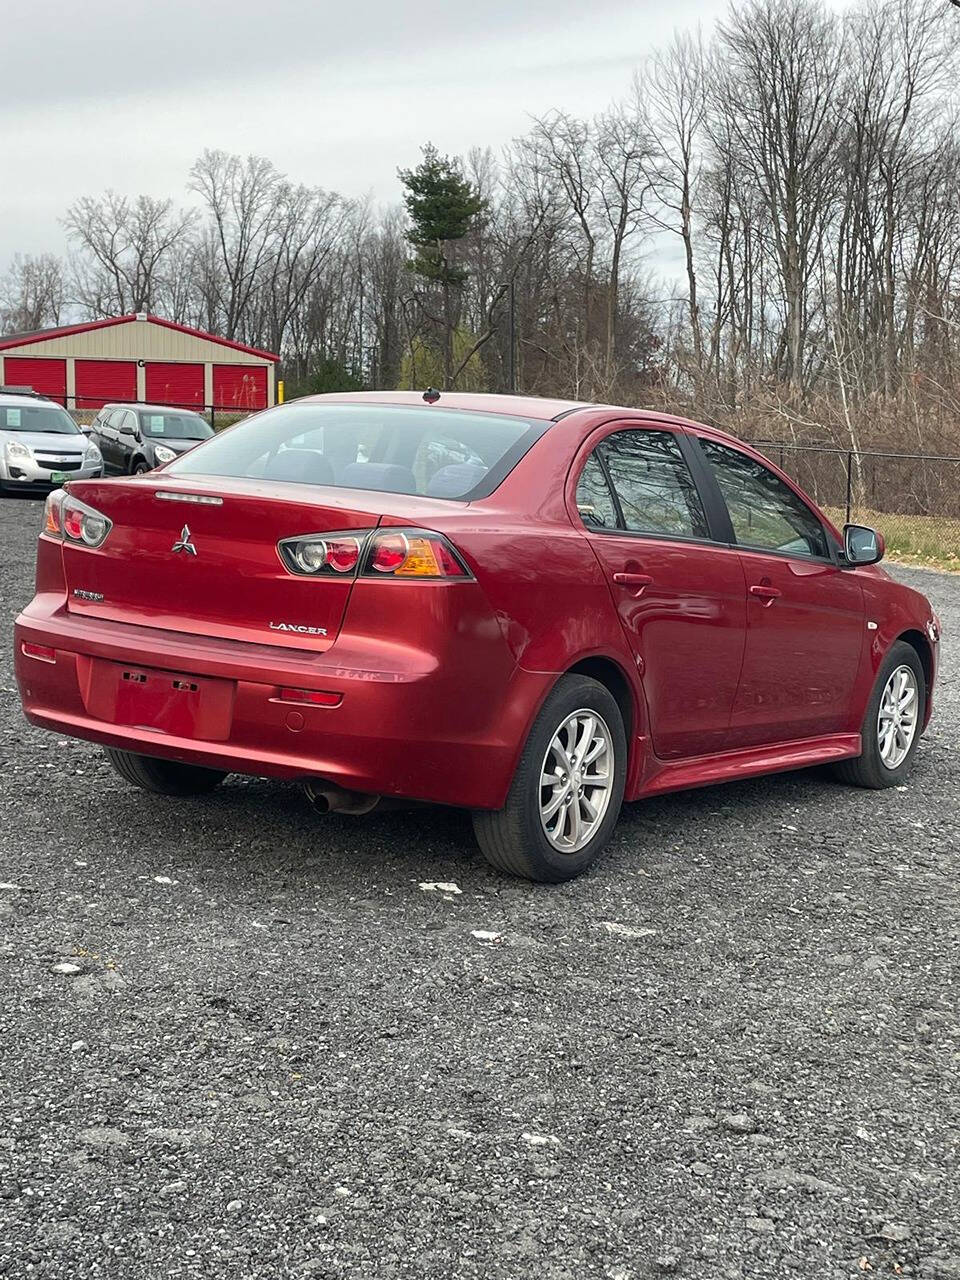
[59,474,392,652]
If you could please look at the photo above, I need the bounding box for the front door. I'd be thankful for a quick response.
[575,426,747,760]
[695,436,865,747]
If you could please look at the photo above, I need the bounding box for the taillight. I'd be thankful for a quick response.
[278,528,471,581]
[59,495,112,549]
[367,530,469,578]
[278,531,363,577]
[43,488,65,536]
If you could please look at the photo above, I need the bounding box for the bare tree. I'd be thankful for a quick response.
[65,192,196,316]
[639,32,709,382]
[713,0,845,389]
[0,254,66,332]
[188,150,284,341]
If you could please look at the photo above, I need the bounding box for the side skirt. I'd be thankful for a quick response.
[633,733,862,800]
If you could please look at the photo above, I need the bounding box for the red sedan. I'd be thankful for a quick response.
[14,391,940,882]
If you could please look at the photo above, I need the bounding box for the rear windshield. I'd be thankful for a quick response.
[166,403,546,499]
[0,404,79,435]
[139,411,213,441]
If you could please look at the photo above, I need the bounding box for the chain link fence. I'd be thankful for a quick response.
[751,440,960,570]
[63,402,253,433]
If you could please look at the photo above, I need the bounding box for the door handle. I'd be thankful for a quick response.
[613,572,654,587]
[749,584,782,603]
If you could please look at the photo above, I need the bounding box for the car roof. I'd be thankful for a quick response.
[296,390,745,442]
[300,390,591,421]
[0,391,59,408]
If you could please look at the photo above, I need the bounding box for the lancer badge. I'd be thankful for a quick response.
[172,525,197,556]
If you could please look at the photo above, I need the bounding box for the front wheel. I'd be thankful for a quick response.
[104,748,228,796]
[472,675,627,883]
[833,640,926,789]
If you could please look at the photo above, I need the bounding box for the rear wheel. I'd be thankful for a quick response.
[104,748,227,796]
[472,675,627,883]
[833,640,925,789]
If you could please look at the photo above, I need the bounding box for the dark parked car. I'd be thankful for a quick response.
[88,403,214,475]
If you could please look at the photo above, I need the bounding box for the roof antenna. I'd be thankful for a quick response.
[423,387,440,404]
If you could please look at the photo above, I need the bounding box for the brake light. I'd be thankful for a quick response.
[59,495,112,548]
[370,533,407,573]
[278,687,342,707]
[369,531,469,578]
[325,538,361,574]
[22,642,56,663]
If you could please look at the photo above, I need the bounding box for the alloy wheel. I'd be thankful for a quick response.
[877,664,919,770]
[539,709,614,853]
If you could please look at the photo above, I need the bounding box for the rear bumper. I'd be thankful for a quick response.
[14,597,550,809]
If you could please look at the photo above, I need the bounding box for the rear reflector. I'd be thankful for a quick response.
[278,687,342,707]
[22,642,56,663]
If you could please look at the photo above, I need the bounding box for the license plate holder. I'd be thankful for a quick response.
[50,470,68,483]
[80,659,234,740]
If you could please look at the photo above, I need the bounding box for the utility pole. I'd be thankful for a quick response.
[504,279,516,394]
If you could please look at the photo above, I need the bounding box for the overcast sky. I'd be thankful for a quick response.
[2,0,732,275]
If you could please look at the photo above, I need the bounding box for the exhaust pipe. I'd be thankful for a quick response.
[303,778,381,816]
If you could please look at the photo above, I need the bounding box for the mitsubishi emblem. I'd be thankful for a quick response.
[172,524,197,556]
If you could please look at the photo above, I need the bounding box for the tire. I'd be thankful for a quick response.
[833,640,926,789]
[104,747,227,796]
[472,674,627,883]
[133,462,150,474]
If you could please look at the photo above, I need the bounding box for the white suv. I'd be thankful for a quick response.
[0,388,102,494]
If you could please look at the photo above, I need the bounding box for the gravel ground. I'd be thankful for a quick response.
[0,492,958,1280]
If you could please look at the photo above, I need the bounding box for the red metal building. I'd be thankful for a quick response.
[0,313,279,412]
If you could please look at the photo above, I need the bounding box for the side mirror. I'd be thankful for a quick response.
[79,423,92,435]
[120,422,138,437]
[843,523,884,567]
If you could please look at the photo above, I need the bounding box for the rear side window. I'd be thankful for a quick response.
[699,438,829,559]
[576,454,619,529]
[168,403,546,500]
[581,429,709,540]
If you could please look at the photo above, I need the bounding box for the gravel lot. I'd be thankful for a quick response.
[1,492,958,1280]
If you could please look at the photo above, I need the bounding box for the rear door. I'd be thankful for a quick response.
[693,436,865,747]
[574,425,747,760]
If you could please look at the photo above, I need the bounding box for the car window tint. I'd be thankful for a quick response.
[412,432,485,492]
[575,452,619,529]
[168,403,545,500]
[599,430,708,539]
[700,438,829,558]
